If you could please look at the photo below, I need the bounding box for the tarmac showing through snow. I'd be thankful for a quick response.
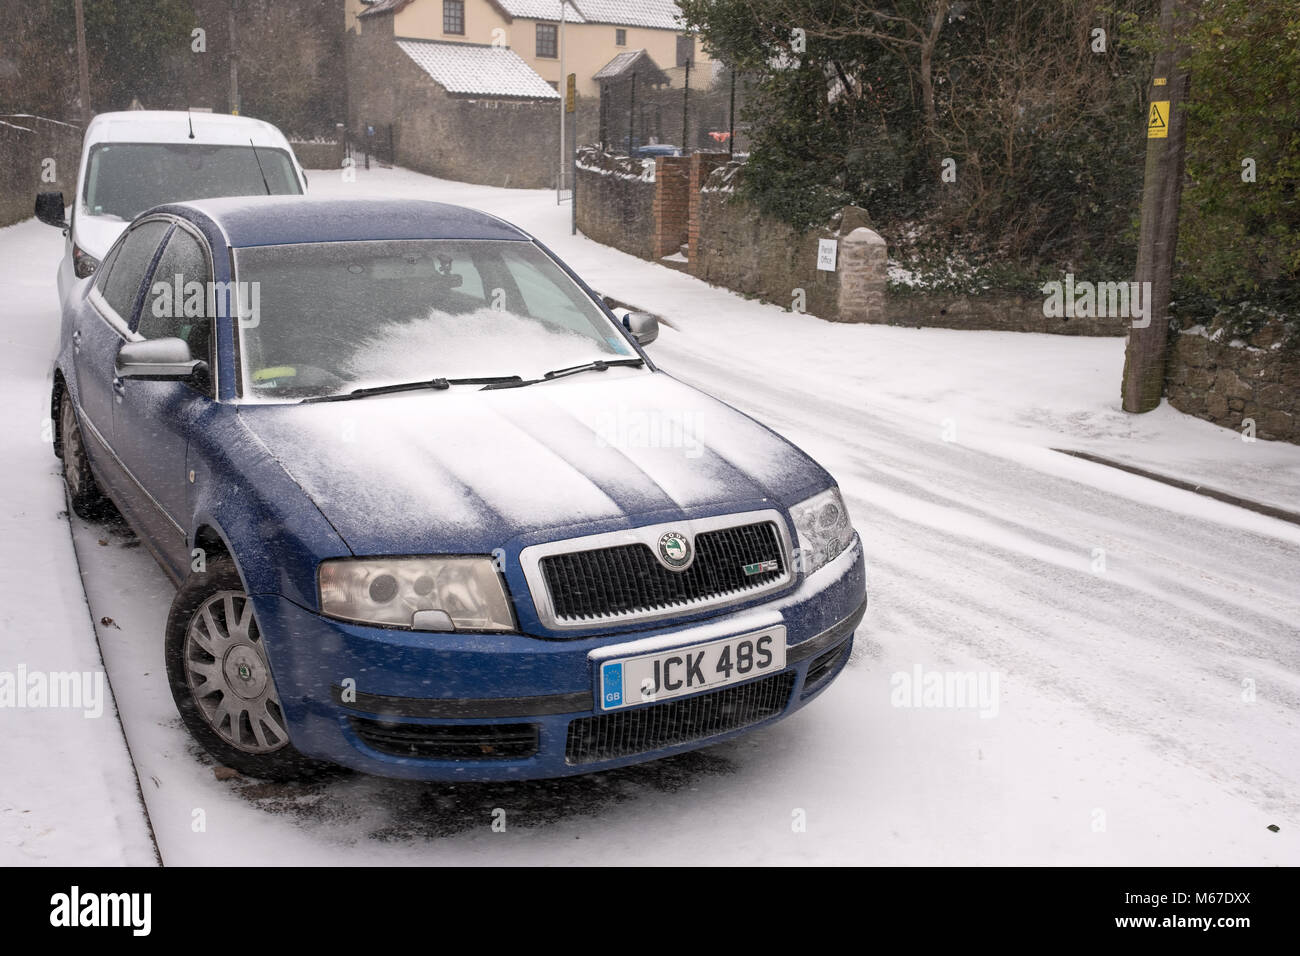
[3,165,1298,865]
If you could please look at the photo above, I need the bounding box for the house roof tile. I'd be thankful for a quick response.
[396,38,561,99]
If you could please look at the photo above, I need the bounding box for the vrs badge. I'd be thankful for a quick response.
[743,559,780,576]
[658,531,691,568]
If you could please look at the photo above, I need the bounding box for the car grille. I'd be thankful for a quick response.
[350,718,539,760]
[540,520,787,625]
[565,670,796,765]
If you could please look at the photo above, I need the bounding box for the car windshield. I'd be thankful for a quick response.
[232,239,638,401]
[82,143,300,220]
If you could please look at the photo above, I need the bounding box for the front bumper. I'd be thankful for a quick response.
[253,536,866,781]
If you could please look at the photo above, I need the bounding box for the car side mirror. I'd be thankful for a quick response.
[116,338,206,381]
[35,191,68,229]
[623,311,659,346]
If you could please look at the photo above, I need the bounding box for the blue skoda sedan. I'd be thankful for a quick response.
[51,196,867,781]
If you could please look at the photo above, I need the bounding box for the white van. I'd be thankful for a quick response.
[35,110,308,303]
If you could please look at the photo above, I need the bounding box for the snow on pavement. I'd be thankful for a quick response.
[0,218,155,865]
[2,164,1297,865]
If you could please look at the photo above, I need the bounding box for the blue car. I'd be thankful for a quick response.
[51,196,867,781]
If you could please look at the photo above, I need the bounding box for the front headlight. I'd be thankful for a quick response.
[73,244,99,279]
[319,557,514,631]
[791,487,855,575]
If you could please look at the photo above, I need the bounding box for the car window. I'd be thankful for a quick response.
[98,220,172,323]
[138,226,213,364]
[232,239,634,399]
[500,253,597,337]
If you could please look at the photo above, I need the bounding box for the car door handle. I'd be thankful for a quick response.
[72,330,81,353]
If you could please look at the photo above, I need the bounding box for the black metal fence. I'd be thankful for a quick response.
[352,121,396,169]
[595,63,751,158]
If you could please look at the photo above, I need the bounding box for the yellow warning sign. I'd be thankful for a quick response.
[1147,100,1169,138]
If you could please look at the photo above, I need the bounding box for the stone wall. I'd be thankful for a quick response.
[347,18,559,189]
[290,140,345,171]
[571,150,1127,334]
[882,295,1127,335]
[692,159,870,320]
[1165,327,1300,443]
[574,149,656,260]
[0,117,82,228]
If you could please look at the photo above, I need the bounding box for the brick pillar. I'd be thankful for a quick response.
[687,152,729,273]
[652,156,690,259]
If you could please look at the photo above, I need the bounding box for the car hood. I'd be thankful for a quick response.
[73,213,129,260]
[236,371,830,555]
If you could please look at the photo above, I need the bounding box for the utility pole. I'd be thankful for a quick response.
[681,57,690,151]
[228,0,240,114]
[728,68,736,157]
[570,77,577,235]
[557,0,566,204]
[73,0,90,123]
[1121,0,1190,413]
[628,72,636,155]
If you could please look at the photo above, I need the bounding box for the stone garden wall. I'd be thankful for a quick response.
[1165,326,1300,443]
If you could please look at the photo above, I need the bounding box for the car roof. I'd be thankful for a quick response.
[159,196,531,247]
[85,110,293,149]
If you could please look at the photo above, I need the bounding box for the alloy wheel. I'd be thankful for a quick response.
[183,591,289,754]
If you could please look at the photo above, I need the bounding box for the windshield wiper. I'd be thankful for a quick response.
[301,375,523,403]
[481,358,645,390]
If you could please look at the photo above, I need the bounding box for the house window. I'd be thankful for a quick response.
[536,22,558,58]
[676,34,693,67]
[443,0,464,35]
[616,28,627,46]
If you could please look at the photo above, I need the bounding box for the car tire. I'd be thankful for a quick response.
[165,554,328,781]
[58,390,108,520]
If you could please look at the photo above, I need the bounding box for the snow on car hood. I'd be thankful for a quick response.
[73,214,130,260]
[236,371,829,555]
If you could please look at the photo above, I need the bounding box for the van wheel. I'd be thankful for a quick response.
[165,555,327,781]
[59,392,107,519]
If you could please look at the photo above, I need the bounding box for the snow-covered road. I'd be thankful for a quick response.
[5,165,1298,865]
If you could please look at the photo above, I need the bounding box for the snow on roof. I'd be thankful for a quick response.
[593,49,669,84]
[494,1,587,23]
[395,38,561,99]
[572,0,684,30]
[358,0,415,17]
[85,110,293,148]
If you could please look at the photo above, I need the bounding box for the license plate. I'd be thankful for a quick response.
[597,627,787,711]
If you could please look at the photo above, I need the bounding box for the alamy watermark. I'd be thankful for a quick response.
[0,665,104,718]
[1041,273,1152,327]
[594,405,702,459]
[890,664,1000,718]
[50,886,150,936]
[149,274,260,327]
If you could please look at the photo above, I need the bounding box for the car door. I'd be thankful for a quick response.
[113,220,216,575]
[73,218,172,487]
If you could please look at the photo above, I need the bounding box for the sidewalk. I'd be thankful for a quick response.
[0,218,155,865]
